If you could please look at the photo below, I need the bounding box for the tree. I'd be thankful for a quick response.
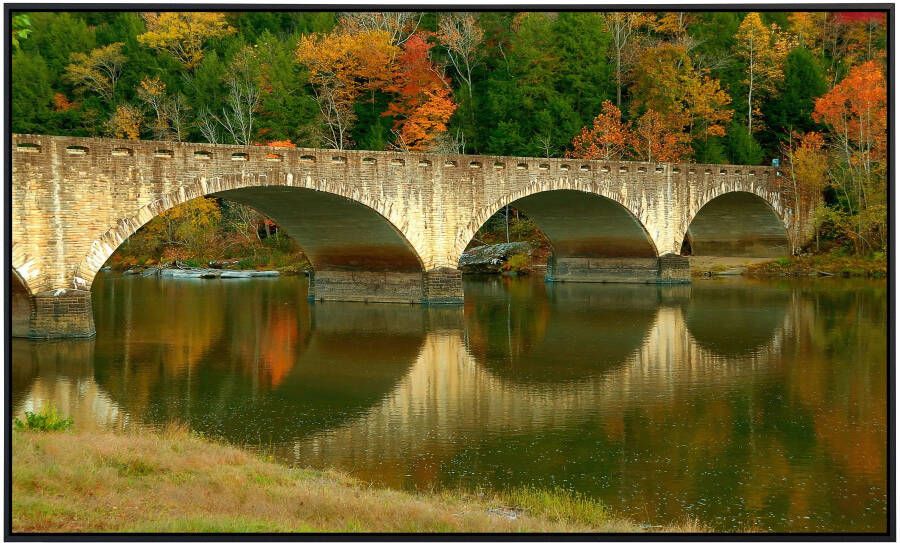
[813,60,887,252]
[782,131,828,247]
[296,29,399,149]
[214,46,262,145]
[12,14,32,50]
[64,42,126,103]
[383,33,457,151]
[727,121,765,165]
[733,13,792,134]
[764,47,827,140]
[340,12,421,45]
[436,12,483,102]
[567,100,631,160]
[630,109,691,162]
[629,43,732,155]
[138,12,235,70]
[601,12,651,108]
[106,104,143,140]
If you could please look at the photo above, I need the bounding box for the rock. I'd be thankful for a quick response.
[208,259,241,269]
[141,267,161,277]
[459,242,531,274]
[100,266,112,272]
[123,267,143,275]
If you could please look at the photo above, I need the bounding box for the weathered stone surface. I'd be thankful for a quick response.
[459,242,531,273]
[11,134,812,337]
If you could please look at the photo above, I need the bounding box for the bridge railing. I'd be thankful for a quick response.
[13,133,777,180]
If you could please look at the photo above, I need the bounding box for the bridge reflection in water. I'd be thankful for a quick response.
[11,276,886,532]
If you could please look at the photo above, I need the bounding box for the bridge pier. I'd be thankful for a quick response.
[545,254,690,284]
[307,268,463,304]
[19,289,96,339]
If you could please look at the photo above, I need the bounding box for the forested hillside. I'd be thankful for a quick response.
[11,11,887,257]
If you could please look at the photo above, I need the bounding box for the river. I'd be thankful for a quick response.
[11,274,887,532]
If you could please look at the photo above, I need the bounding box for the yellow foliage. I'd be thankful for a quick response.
[106,104,143,140]
[138,12,234,69]
[64,42,126,102]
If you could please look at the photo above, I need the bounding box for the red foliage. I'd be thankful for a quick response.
[833,12,886,25]
[383,33,457,150]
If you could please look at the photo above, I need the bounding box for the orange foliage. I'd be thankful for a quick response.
[631,109,691,163]
[813,60,887,159]
[383,33,457,151]
[567,100,631,161]
[53,92,75,112]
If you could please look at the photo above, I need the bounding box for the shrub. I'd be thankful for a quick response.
[14,404,73,432]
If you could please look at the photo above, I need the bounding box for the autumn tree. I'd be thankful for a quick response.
[339,12,421,45]
[436,12,483,103]
[64,42,126,103]
[106,103,143,140]
[296,29,398,149]
[601,12,651,108]
[733,13,793,134]
[567,100,631,161]
[214,46,261,145]
[782,131,828,247]
[138,12,234,70]
[383,33,457,151]
[630,109,692,162]
[812,60,887,252]
[629,43,732,155]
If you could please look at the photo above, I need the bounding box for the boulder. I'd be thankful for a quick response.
[459,242,531,274]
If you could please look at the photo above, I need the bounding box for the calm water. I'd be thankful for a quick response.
[12,274,887,532]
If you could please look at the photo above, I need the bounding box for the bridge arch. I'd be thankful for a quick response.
[455,182,658,262]
[74,175,429,300]
[681,190,791,257]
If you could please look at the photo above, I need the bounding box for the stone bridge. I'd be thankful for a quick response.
[11,134,806,338]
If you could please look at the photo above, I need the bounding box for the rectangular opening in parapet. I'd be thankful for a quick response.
[231,153,249,161]
[444,160,457,168]
[332,156,347,164]
[494,162,505,170]
[516,163,527,170]
[637,166,646,173]
[559,164,570,171]
[299,155,316,163]
[265,153,283,162]
[112,148,133,157]
[538,163,549,170]
[580,164,591,172]
[66,145,88,156]
[655,166,665,173]
[16,143,40,153]
[619,166,628,173]
[748,170,756,176]
[362,157,376,165]
[720,169,728,175]
[154,149,173,158]
[194,151,212,160]
[418,159,431,167]
[469,161,482,169]
[391,158,405,166]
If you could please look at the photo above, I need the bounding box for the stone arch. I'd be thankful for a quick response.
[11,269,34,337]
[74,175,427,288]
[11,243,44,295]
[681,190,791,257]
[455,182,659,263]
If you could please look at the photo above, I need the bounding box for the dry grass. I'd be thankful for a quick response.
[12,426,705,534]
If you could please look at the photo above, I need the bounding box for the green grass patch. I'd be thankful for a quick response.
[503,487,609,526]
[14,405,73,432]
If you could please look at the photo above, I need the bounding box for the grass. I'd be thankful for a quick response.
[12,425,705,534]
[13,405,73,432]
[745,252,887,278]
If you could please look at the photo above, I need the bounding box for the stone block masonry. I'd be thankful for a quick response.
[12,134,807,338]
[27,290,95,339]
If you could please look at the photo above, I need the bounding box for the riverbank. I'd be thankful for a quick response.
[12,427,703,533]
[688,254,887,278]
